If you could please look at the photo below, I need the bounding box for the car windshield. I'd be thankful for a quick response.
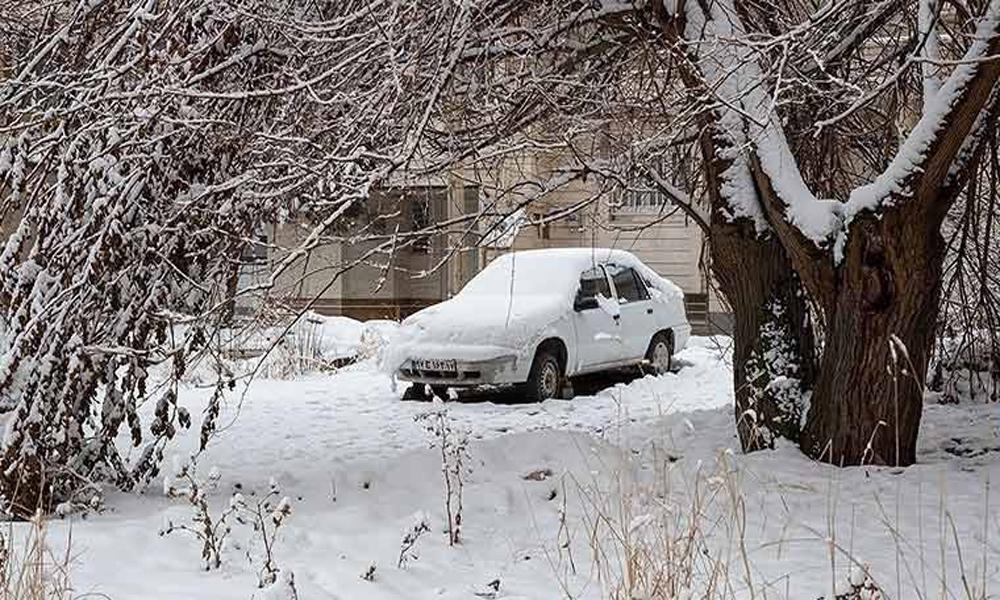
[459,253,583,297]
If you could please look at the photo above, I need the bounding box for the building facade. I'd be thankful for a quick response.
[262,165,727,334]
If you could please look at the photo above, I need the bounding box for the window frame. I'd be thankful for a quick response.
[607,264,651,304]
[575,265,613,308]
[613,156,674,214]
[411,195,432,254]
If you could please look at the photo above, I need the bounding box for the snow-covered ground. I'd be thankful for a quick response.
[19,337,1000,599]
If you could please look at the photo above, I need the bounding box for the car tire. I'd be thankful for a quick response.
[402,384,432,402]
[644,331,674,375]
[523,349,564,402]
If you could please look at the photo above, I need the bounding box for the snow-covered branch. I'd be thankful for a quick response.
[843,0,1000,241]
[0,0,530,512]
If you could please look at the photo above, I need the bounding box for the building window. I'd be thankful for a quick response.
[412,196,432,253]
[241,233,268,264]
[614,157,675,214]
[532,212,550,240]
[618,185,671,213]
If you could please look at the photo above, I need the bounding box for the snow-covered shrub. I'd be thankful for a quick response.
[929,329,998,404]
[161,459,295,591]
[254,318,330,380]
[360,320,400,365]
[180,310,367,382]
[196,309,399,381]
[250,315,399,379]
[161,460,295,584]
[415,410,471,546]
[397,513,431,568]
[160,460,241,570]
[239,478,294,591]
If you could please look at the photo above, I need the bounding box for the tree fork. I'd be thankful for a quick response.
[799,209,946,466]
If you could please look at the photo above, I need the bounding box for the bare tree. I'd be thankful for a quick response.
[0,0,494,515]
[649,0,1000,465]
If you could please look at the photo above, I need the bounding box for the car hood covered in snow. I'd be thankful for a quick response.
[392,292,569,360]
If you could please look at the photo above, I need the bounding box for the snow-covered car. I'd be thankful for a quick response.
[389,248,691,401]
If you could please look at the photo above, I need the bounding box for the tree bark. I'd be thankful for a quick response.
[710,219,817,451]
[697,129,817,452]
[799,211,944,466]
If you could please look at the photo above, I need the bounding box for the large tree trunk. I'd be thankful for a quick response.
[692,114,818,453]
[711,220,817,451]
[800,212,944,466]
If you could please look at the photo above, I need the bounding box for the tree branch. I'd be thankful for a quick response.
[843,0,1000,229]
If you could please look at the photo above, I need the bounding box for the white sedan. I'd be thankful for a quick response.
[389,248,691,401]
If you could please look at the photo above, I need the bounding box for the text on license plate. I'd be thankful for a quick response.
[413,358,457,371]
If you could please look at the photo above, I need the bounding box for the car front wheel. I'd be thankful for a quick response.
[401,384,450,402]
[402,384,431,401]
[524,350,563,402]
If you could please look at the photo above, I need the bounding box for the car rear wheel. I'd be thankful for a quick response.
[524,350,564,402]
[645,332,674,375]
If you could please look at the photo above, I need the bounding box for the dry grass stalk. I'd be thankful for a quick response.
[0,511,75,600]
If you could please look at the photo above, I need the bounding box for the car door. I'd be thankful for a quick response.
[571,266,627,372]
[606,264,657,361]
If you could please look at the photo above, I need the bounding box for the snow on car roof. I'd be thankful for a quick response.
[460,248,681,300]
[461,248,630,296]
[497,247,641,263]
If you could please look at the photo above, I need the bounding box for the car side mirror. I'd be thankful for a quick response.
[574,296,599,311]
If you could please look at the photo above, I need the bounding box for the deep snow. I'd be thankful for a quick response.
[12,337,1000,599]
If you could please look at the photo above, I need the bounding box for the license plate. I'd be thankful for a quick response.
[413,358,457,371]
